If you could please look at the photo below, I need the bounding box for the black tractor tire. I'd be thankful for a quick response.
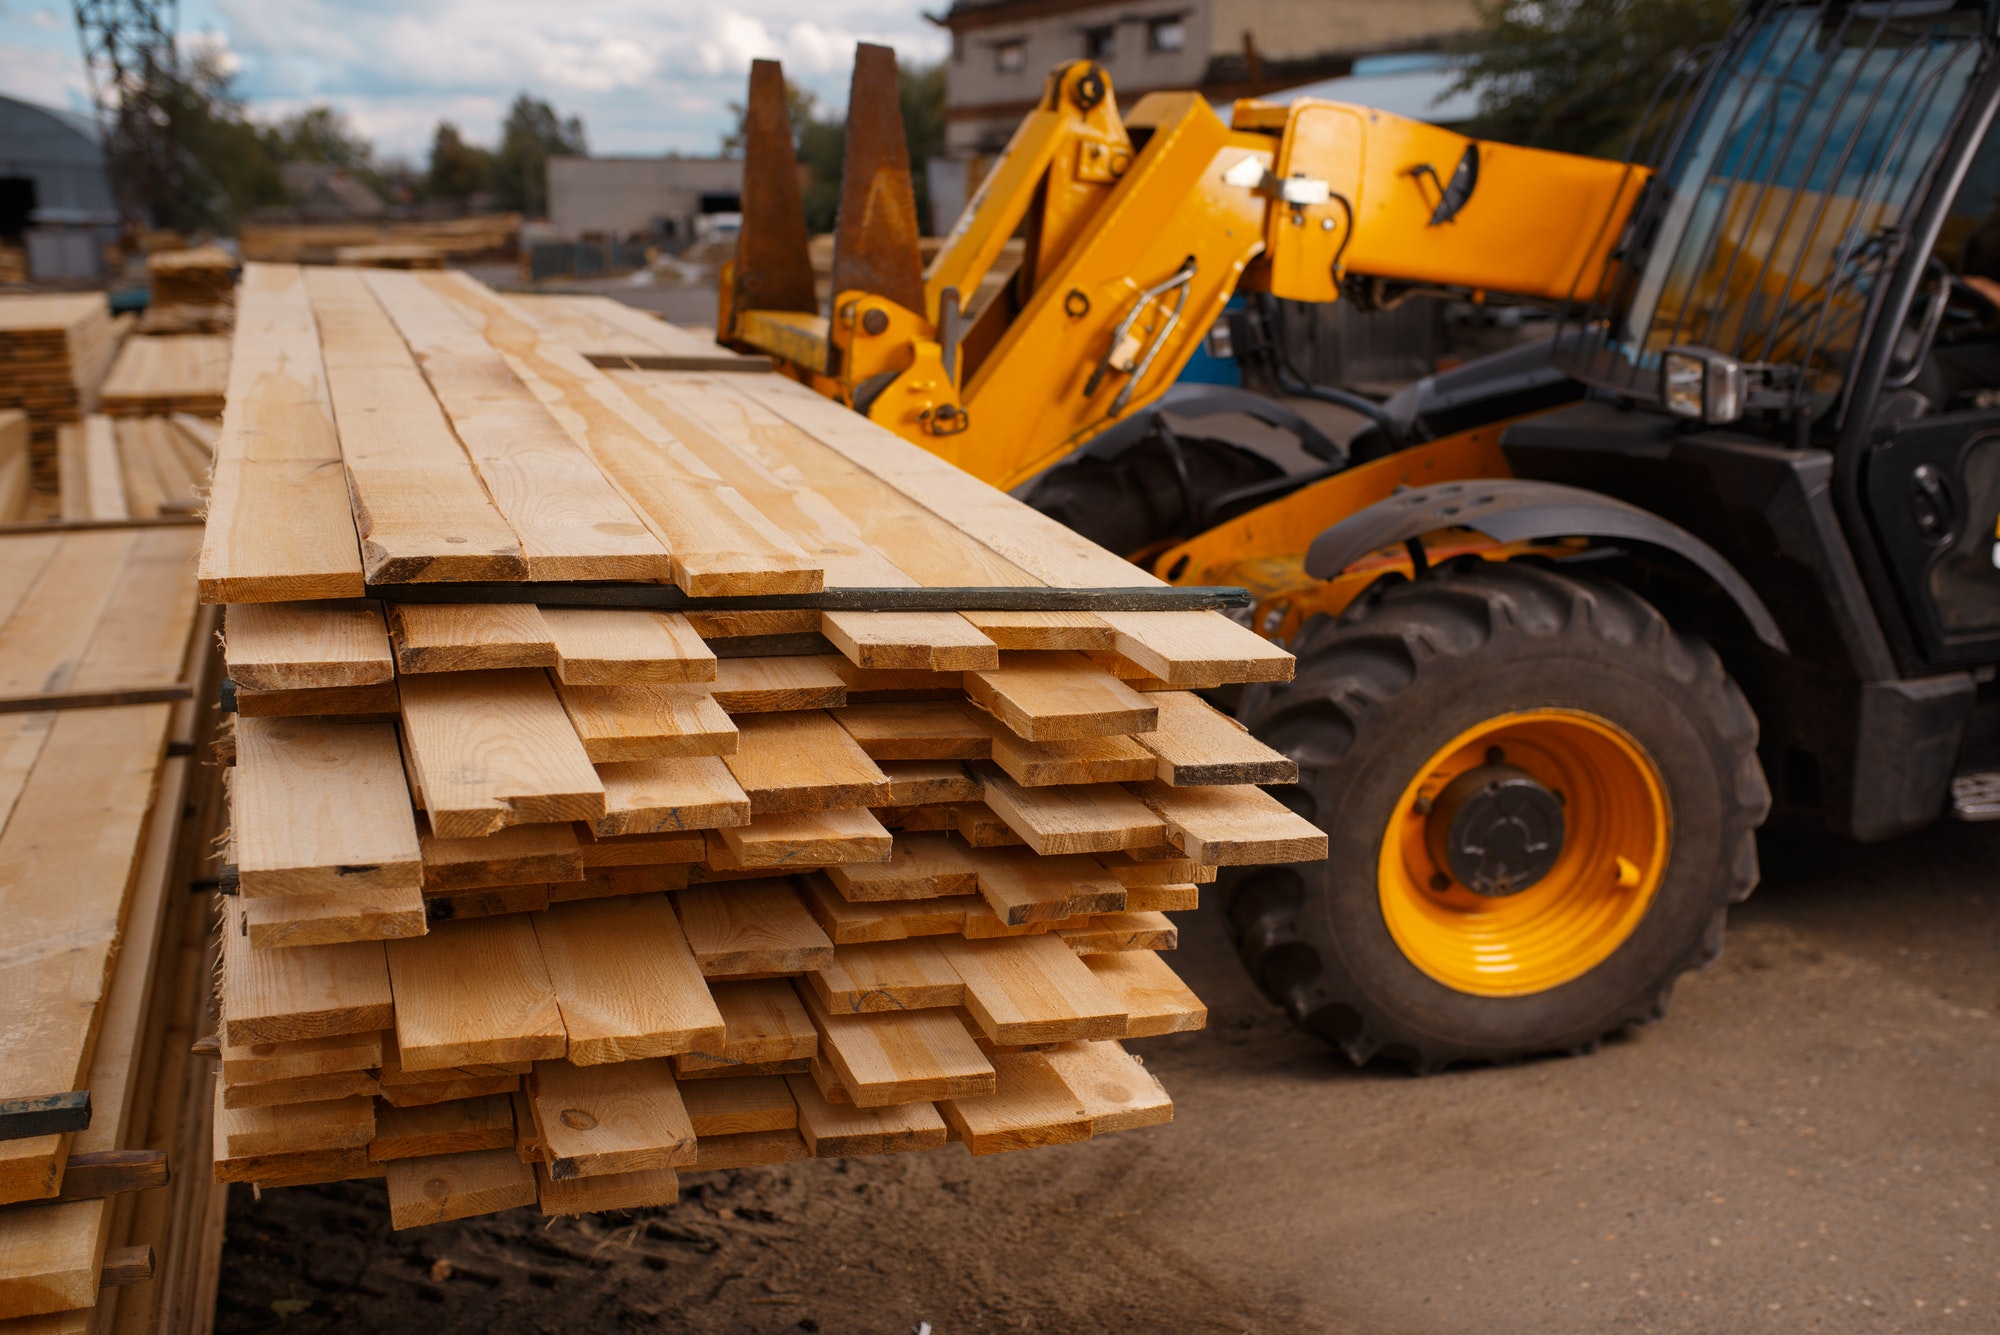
[1023,433,1284,557]
[1232,560,1770,1070]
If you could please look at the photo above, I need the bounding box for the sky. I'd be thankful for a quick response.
[0,0,948,162]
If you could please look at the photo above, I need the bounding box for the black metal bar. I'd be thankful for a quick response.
[1701,4,1866,355]
[365,583,1254,612]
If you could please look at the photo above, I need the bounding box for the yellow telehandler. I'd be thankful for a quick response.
[721,2,2000,1069]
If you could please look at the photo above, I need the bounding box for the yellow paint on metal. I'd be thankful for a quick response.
[736,309,833,375]
[1377,709,1671,998]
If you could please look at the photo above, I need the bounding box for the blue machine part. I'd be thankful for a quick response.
[1177,296,1243,386]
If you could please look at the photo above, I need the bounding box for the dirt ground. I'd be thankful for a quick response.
[214,823,1998,1335]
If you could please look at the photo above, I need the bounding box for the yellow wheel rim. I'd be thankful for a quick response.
[1377,708,1671,997]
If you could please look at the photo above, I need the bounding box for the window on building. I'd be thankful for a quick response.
[1148,17,1186,54]
[953,32,965,64]
[994,39,1026,74]
[1083,25,1116,62]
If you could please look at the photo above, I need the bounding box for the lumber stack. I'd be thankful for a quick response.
[142,246,237,335]
[239,214,520,265]
[97,336,230,418]
[333,243,445,270]
[0,294,125,485]
[199,267,1325,1227]
[0,409,28,521]
[56,413,215,522]
[0,524,230,1329]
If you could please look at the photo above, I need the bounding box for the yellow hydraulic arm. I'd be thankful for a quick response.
[721,51,1648,493]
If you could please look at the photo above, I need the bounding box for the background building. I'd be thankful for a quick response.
[546,156,743,245]
[933,0,1478,156]
[0,94,119,280]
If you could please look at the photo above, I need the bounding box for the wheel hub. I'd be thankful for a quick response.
[1426,763,1565,897]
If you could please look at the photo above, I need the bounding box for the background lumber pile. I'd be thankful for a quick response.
[97,337,230,419]
[0,523,230,1330]
[198,266,1325,1228]
[238,215,520,266]
[141,247,237,336]
[0,294,126,486]
[56,414,215,522]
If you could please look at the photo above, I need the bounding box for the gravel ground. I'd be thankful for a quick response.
[214,824,1999,1334]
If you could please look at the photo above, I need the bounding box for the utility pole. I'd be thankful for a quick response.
[73,0,181,229]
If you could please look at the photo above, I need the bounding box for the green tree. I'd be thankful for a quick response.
[158,46,286,233]
[426,121,493,208]
[1450,0,1737,158]
[492,94,586,217]
[267,104,373,168]
[900,61,947,234]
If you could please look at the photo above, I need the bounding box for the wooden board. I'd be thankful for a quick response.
[938,934,1128,1045]
[555,680,737,763]
[672,979,816,1073]
[964,653,1157,742]
[991,728,1156,787]
[1082,949,1207,1036]
[214,1087,374,1158]
[224,601,393,690]
[422,273,822,596]
[785,1075,946,1157]
[798,985,993,1107]
[578,828,707,867]
[833,699,993,760]
[966,845,1126,926]
[1128,780,1328,864]
[879,760,981,805]
[959,609,1113,651]
[221,1031,384,1086]
[677,1075,796,1137]
[386,602,555,673]
[723,710,890,815]
[595,754,749,836]
[1043,1039,1173,1133]
[806,939,963,1014]
[824,831,977,901]
[821,610,999,672]
[232,716,422,898]
[978,770,1166,856]
[305,268,527,583]
[798,877,975,945]
[1058,910,1178,955]
[936,1051,1093,1155]
[385,1148,536,1229]
[240,877,427,948]
[366,269,675,582]
[221,1068,380,1109]
[385,915,567,1071]
[1134,691,1299,786]
[399,668,605,837]
[530,1057,696,1178]
[1122,882,1199,912]
[368,1095,515,1161]
[535,1161,678,1216]
[672,882,835,977]
[1097,610,1294,686]
[420,819,581,891]
[220,922,394,1046]
[533,896,724,1064]
[707,806,893,869]
[691,1128,808,1171]
[710,656,845,713]
[541,608,716,685]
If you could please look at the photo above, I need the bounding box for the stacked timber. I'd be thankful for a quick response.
[0,409,28,521]
[200,266,1325,1228]
[0,294,124,485]
[0,522,230,1329]
[97,336,230,418]
[142,246,237,335]
[333,243,445,270]
[56,414,216,521]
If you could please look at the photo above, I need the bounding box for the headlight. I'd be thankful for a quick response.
[1663,352,1705,418]
[1660,346,1746,424]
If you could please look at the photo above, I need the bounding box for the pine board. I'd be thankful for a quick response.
[385,916,567,1071]
[533,897,724,1064]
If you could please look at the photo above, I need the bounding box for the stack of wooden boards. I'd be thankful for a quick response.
[0,409,28,522]
[199,267,1326,1228]
[0,294,125,486]
[141,247,237,335]
[56,414,217,522]
[0,522,230,1330]
[238,215,520,265]
[97,337,229,419]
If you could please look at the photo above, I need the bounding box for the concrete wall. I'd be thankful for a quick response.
[547,156,743,240]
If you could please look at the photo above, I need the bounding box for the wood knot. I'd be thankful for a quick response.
[560,1108,597,1130]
